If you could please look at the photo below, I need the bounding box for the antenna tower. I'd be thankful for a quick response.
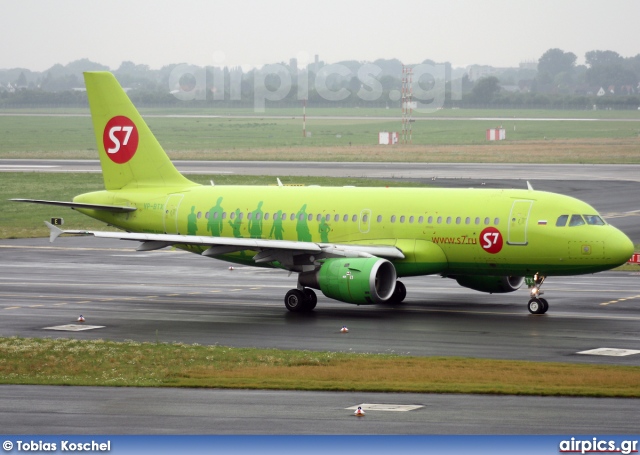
[401,65,413,144]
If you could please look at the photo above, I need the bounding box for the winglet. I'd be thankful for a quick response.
[44,221,63,243]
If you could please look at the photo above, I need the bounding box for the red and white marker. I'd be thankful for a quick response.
[354,406,365,416]
[77,315,85,323]
[340,326,349,333]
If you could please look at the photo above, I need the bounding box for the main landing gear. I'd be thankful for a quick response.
[527,273,548,314]
[284,288,317,313]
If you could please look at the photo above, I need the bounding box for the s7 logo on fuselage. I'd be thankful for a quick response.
[103,116,139,164]
[480,227,503,254]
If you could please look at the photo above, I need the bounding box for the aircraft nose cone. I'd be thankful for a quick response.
[609,228,634,266]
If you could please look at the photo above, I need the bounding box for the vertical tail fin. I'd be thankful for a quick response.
[84,72,196,190]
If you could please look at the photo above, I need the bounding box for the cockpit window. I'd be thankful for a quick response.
[556,215,568,227]
[584,215,605,225]
[569,214,585,226]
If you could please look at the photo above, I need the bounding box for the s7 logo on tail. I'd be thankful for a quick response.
[103,116,139,164]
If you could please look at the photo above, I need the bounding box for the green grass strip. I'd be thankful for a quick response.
[1,337,638,397]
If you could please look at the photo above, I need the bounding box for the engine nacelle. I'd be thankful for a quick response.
[455,275,524,294]
[299,257,397,305]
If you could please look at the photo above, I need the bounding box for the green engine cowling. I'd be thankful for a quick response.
[454,275,524,293]
[299,257,397,305]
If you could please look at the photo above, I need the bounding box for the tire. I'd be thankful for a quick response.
[284,289,307,312]
[539,297,549,314]
[528,298,544,314]
[303,289,317,311]
[390,281,407,304]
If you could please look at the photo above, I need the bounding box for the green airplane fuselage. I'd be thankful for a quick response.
[73,184,632,278]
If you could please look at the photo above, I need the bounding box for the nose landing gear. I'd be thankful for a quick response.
[527,274,548,314]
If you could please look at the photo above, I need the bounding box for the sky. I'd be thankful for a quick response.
[2,0,638,72]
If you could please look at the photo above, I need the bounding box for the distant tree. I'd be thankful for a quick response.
[538,48,576,79]
[471,76,500,103]
[585,50,623,68]
[16,71,27,87]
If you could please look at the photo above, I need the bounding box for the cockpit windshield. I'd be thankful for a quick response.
[584,215,605,225]
[556,214,606,227]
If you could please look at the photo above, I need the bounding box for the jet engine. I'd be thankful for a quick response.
[299,257,397,305]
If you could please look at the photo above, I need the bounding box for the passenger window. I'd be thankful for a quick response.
[362,214,368,222]
[377,215,382,222]
[409,216,414,223]
[556,215,568,227]
[446,216,452,224]
[336,214,341,222]
[307,214,313,221]
[343,214,348,222]
[584,215,605,226]
[391,215,396,223]
[418,216,424,223]
[326,214,331,221]
[400,215,405,223]
[465,217,471,224]
[569,214,585,226]
[494,217,500,225]
[317,214,322,222]
[455,216,461,224]
[484,217,490,225]
[352,215,357,222]
[427,216,433,224]
[475,217,480,225]
[437,216,442,224]
[264,213,269,220]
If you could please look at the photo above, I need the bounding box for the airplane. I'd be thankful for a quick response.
[12,71,635,314]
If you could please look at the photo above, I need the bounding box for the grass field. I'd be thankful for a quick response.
[1,337,638,397]
[1,110,639,162]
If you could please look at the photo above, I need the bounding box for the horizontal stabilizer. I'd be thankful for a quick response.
[11,199,136,213]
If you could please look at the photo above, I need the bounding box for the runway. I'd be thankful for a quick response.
[1,237,640,433]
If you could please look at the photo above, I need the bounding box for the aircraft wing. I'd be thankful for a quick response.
[44,222,405,269]
[11,199,136,213]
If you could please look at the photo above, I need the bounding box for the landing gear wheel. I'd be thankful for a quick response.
[389,281,407,305]
[304,289,317,311]
[528,298,546,315]
[539,297,549,314]
[285,289,307,312]
[284,289,315,313]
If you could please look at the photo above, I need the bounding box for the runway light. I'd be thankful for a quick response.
[77,315,85,323]
[340,326,349,333]
[228,266,234,270]
[354,406,365,416]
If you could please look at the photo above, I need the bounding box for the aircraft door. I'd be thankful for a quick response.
[507,200,533,245]
[163,194,184,234]
[359,209,371,233]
